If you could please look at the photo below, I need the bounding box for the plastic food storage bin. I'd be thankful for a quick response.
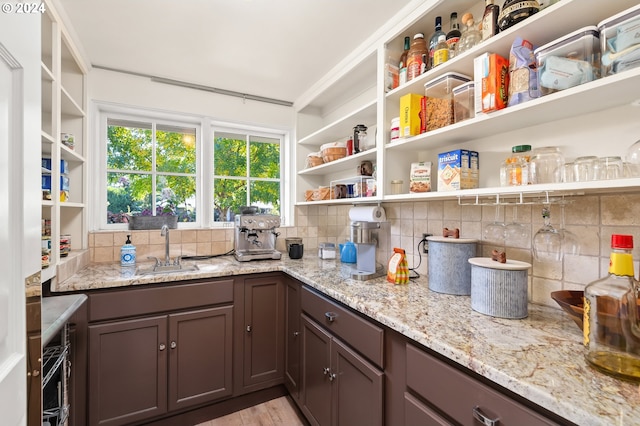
[453,81,475,124]
[535,26,601,96]
[424,72,471,131]
[598,3,640,77]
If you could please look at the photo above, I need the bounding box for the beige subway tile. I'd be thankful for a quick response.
[211,230,227,242]
[401,219,413,237]
[461,221,482,241]
[461,204,481,221]
[93,246,114,263]
[181,243,197,256]
[413,202,428,220]
[532,257,562,280]
[147,244,164,259]
[149,232,165,245]
[196,242,212,255]
[601,194,640,226]
[317,205,328,216]
[443,201,461,221]
[88,233,95,248]
[564,196,599,225]
[181,230,198,243]
[197,229,212,242]
[427,220,444,236]
[531,277,562,307]
[308,205,318,216]
[327,215,337,226]
[413,219,429,238]
[130,230,150,245]
[383,204,401,220]
[563,254,599,286]
[94,232,114,248]
[211,242,227,254]
[428,201,444,220]
[326,205,337,217]
[400,202,414,219]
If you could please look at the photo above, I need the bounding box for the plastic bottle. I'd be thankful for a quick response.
[432,34,449,67]
[583,234,640,382]
[398,36,411,86]
[120,234,136,267]
[406,33,428,81]
[428,16,445,70]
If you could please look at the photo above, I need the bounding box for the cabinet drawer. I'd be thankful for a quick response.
[301,286,383,368]
[406,344,559,426]
[89,278,234,322]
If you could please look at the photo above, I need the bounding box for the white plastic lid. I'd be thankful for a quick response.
[533,25,599,55]
[426,236,478,244]
[424,72,472,95]
[468,257,531,270]
[597,3,640,32]
[414,33,425,39]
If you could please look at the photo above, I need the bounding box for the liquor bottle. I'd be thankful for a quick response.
[398,36,411,86]
[428,16,445,70]
[583,234,640,382]
[482,0,500,41]
[456,13,482,55]
[446,12,461,59]
[432,35,449,67]
[406,33,428,81]
[498,0,540,32]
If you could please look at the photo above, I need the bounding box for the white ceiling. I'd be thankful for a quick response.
[58,0,414,105]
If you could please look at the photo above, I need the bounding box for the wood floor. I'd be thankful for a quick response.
[195,396,306,426]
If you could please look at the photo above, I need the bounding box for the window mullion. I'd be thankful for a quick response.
[152,121,157,215]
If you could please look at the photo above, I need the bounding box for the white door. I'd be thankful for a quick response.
[0,38,28,426]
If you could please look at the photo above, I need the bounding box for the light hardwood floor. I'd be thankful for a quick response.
[195,396,306,426]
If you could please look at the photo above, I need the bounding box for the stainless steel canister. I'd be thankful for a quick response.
[469,257,531,319]
[427,236,478,295]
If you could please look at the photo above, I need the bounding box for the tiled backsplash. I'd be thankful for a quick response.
[88,193,640,309]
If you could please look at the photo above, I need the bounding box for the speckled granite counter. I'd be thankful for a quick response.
[54,255,640,426]
[42,294,87,346]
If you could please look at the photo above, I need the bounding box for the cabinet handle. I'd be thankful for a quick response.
[29,369,40,377]
[246,325,252,332]
[472,406,499,426]
[325,312,337,322]
[170,341,177,349]
[293,331,300,337]
[159,343,166,351]
[329,372,336,382]
[323,367,330,375]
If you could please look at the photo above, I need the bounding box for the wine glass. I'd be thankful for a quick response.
[483,205,505,246]
[504,205,530,248]
[559,202,580,257]
[533,206,562,262]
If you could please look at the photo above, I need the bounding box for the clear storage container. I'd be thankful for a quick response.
[535,26,601,96]
[598,4,640,77]
[424,72,471,131]
[452,81,475,124]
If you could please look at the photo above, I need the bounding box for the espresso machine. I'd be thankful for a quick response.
[234,212,282,261]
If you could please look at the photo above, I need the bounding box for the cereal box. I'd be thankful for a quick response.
[437,150,479,191]
[409,162,432,193]
[478,53,509,113]
[399,93,425,137]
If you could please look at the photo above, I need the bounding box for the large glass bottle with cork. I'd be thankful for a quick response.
[583,234,640,381]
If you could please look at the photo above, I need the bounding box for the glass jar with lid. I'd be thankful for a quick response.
[506,145,532,186]
[529,146,565,184]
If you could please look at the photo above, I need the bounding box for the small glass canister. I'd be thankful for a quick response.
[529,146,565,184]
[390,180,404,195]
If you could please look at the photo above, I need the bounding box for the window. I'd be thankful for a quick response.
[212,130,281,222]
[97,104,289,229]
[106,118,197,224]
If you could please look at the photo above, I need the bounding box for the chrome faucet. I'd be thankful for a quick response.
[160,224,171,266]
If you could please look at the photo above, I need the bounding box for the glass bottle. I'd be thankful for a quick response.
[482,0,500,41]
[398,36,411,86]
[456,13,482,55]
[428,16,445,70]
[406,33,428,81]
[498,0,540,32]
[432,35,449,67]
[584,234,640,382]
[446,12,461,59]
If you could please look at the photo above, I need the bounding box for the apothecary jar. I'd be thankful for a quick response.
[529,146,565,184]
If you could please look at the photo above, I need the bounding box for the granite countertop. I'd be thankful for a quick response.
[54,255,640,425]
[41,293,87,346]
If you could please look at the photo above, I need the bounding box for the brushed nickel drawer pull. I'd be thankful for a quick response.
[329,372,336,381]
[325,312,337,322]
[323,367,330,375]
[159,343,166,351]
[170,341,177,349]
[246,325,252,332]
[472,406,499,426]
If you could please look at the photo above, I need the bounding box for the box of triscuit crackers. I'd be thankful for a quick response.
[437,149,479,191]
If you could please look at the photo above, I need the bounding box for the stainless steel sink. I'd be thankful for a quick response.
[136,263,199,275]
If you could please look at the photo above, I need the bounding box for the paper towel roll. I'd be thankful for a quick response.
[349,206,386,222]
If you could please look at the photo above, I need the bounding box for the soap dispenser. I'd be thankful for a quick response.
[121,234,136,267]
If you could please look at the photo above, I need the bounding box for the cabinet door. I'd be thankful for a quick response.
[88,316,167,426]
[301,315,332,426]
[332,337,383,426]
[285,277,301,399]
[243,275,285,389]
[168,306,233,412]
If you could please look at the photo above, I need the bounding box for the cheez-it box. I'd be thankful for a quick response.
[479,53,509,113]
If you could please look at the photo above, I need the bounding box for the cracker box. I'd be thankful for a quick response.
[478,53,509,113]
[409,162,432,193]
[437,150,479,191]
[399,93,425,137]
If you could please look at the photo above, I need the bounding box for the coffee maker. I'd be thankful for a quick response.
[346,220,389,280]
[234,212,282,261]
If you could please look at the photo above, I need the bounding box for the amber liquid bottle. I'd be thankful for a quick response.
[482,0,500,41]
[406,33,428,81]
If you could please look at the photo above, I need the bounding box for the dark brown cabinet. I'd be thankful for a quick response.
[300,286,384,426]
[86,279,234,426]
[234,274,285,394]
[284,276,302,401]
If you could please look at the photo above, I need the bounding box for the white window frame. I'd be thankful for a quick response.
[91,102,292,230]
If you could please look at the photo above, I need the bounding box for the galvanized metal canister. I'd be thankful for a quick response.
[469,257,532,319]
[427,236,478,295]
